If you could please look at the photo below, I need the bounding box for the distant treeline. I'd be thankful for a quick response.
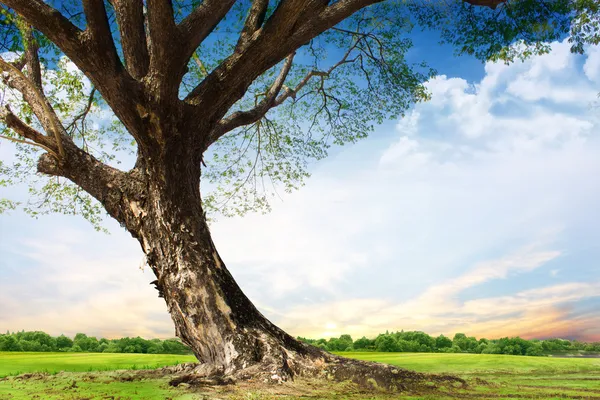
[298,331,600,356]
[0,331,191,354]
[4,330,599,357]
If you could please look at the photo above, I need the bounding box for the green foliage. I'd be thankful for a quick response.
[298,330,600,356]
[435,334,453,349]
[0,331,192,355]
[375,334,399,352]
[202,4,434,216]
[0,12,131,228]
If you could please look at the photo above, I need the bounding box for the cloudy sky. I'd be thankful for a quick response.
[1,36,599,342]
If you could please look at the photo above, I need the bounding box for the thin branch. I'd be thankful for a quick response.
[0,133,57,156]
[9,54,26,71]
[1,1,84,65]
[212,34,362,142]
[212,53,296,140]
[182,0,375,114]
[65,87,97,134]
[463,0,507,9]
[276,39,361,106]
[192,51,209,78]
[0,104,59,157]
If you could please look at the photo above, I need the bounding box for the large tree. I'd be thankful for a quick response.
[0,0,594,385]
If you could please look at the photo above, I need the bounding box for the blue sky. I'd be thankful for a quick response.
[0,33,599,341]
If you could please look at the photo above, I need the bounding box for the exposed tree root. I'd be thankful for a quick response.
[166,351,467,393]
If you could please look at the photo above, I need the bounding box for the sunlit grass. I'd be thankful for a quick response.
[0,351,197,377]
[1,351,600,399]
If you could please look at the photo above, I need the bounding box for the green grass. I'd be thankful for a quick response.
[0,352,197,377]
[1,351,600,399]
[339,351,600,374]
[0,373,193,400]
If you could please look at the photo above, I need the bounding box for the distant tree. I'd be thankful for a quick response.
[56,334,73,350]
[449,345,462,353]
[475,343,488,354]
[19,339,42,352]
[354,336,374,350]
[97,343,109,353]
[147,341,164,354]
[375,334,399,352]
[0,335,21,351]
[453,333,479,352]
[525,343,543,356]
[69,344,83,352]
[103,342,121,353]
[435,335,453,350]
[338,334,354,351]
[74,335,99,352]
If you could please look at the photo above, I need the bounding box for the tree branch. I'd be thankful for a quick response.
[82,0,114,43]
[177,0,237,71]
[36,141,148,233]
[212,53,295,141]
[112,0,150,79]
[65,87,97,134]
[0,55,66,159]
[0,105,59,157]
[184,0,509,140]
[146,0,177,74]
[2,0,145,140]
[0,133,56,155]
[20,24,43,92]
[1,0,83,55]
[236,0,269,51]
[183,0,366,105]
[275,35,362,104]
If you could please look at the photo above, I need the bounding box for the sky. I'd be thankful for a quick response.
[0,34,599,342]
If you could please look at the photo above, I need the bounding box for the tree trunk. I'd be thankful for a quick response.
[129,158,324,379]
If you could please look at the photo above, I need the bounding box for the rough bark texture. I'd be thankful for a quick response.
[134,161,320,377]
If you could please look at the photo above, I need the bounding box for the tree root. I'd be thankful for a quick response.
[167,352,467,393]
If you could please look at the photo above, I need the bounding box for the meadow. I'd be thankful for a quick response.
[0,352,197,377]
[0,351,599,399]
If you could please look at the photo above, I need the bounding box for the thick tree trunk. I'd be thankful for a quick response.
[129,157,324,379]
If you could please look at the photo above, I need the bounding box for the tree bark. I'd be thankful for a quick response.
[126,143,322,378]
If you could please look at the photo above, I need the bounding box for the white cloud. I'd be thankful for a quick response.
[276,251,600,339]
[584,45,600,83]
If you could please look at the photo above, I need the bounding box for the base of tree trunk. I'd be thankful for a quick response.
[167,347,467,392]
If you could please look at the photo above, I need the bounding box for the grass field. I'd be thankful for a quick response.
[0,352,197,377]
[1,351,599,399]
[340,351,600,374]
